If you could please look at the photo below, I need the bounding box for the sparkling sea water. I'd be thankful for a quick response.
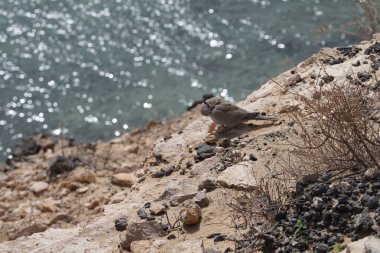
[0,0,362,160]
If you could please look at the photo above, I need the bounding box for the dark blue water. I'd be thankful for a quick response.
[0,0,360,159]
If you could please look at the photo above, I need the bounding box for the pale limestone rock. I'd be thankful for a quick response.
[153,118,209,162]
[61,180,82,191]
[11,222,48,240]
[193,189,210,207]
[0,227,108,253]
[71,167,96,184]
[365,236,380,253]
[169,240,204,253]
[76,186,89,194]
[190,156,221,177]
[122,221,166,250]
[342,236,380,253]
[149,204,167,215]
[85,200,99,210]
[111,173,135,187]
[49,213,73,225]
[160,179,198,206]
[31,181,49,194]
[217,162,257,190]
[130,239,167,253]
[110,191,127,204]
[364,167,380,180]
[197,172,217,191]
[180,200,202,226]
[36,198,56,212]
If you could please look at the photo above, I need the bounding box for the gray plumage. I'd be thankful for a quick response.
[200,97,278,127]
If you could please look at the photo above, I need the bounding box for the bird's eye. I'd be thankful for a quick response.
[203,101,210,108]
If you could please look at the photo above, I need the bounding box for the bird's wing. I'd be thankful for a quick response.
[214,103,249,114]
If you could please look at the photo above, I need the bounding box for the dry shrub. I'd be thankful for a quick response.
[227,173,291,251]
[284,78,380,179]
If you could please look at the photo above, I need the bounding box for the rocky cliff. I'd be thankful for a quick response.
[1,34,380,253]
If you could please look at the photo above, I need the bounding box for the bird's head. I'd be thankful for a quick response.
[200,97,222,116]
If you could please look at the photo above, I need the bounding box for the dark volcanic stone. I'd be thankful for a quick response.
[365,42,380,55]
[336,204,350,212]
[218,138,231,148]
[137,208,148,220]
[315,243,329,253]
[327,236,336,246]
[261,234,276,252]
[207,233,222,239]
[322,75,334,83]
[167,234,176,240]
[114,216,128,231]
[338,46,360,58]
[162,165,175,176]
[361,194,371,206]
[324,58,345,65]
[275,211,287,222]
[357,72,371,82]
[367,196,379,209]
[12,137,40,158]
[161,224,170,231]
[47,156,83,179]
[249,154,258,161]
[338,195,349,204]
[309,183,328,197]
[152,170,165,178]
[354,212,373,233]
[352,60,361,67]
[214,234,226,242]
[295,181,306,196]
[351,201,364,213]
[194,143,216,162]
[285,227,294,235]
[294,241,308,251]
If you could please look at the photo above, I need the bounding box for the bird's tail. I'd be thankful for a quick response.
[246,112,279,121]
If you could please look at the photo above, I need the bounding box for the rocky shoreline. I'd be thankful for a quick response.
[1,35,380,252]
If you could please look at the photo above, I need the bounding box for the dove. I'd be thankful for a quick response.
[200,97,278,131]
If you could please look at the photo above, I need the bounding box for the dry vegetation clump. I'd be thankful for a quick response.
[284,77,380,179]
[226,173,292,252]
